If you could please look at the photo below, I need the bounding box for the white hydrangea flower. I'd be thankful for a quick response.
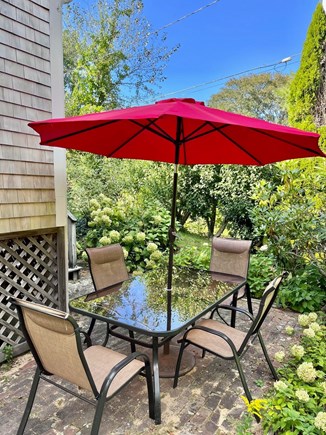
[298,314,310,327]
[274,351,285,362]
[320,381,326,395]
[147,242,158,253]
[314,412,326,432]
[295,389,310,402]
[99,236,111,246]
[274,380,287,391]
[309,322,321,332]
[291,345,305,359]
[135,232,146,242]
[285,326,295,335]
[297,362,317,383]
[150,250,162,261]
[109,230,120,242]
[308,312,318,322]
[303,328,315,338]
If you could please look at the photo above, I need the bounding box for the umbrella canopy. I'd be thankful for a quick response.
[29,97,324,305]
[29,98,323,166]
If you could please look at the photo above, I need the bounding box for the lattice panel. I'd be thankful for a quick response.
[0,233,59,351]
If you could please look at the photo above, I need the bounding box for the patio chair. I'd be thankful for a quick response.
[86,244,129,292]
[173,273,286,411]
[12,298,155,435]
[86,244,134,348]
[210,237,253,321]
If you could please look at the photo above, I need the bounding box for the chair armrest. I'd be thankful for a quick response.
[100,351,149,395]
[184,325,238,354]
[215,305,254,321]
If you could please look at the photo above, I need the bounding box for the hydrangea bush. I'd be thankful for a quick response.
[261,311,326,434]
[82,193,172,272]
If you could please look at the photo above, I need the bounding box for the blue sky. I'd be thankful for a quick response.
[141,0,320,104]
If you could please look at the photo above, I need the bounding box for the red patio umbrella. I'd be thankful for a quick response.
[29,97,325,312]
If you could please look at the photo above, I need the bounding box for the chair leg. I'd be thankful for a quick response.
[233,353,253,404]
[102,324,110,347]
[173,340,186,388]
[257,332,278,380]
[129,330,136,353]
[87,318,96,338]
[246,283,253,314]
[91,393,107,435]
[17,367,41,435]
[144,359,155,420]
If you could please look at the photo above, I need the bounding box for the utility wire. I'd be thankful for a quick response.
[150,54,300,101]
[147,0,222,35]
[187,60,300,96]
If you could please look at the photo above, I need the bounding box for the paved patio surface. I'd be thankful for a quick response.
[0,271,300,434]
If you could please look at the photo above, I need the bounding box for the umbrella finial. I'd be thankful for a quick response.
[156,98,205,106]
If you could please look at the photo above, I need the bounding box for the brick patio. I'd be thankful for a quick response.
[0,271,300,434]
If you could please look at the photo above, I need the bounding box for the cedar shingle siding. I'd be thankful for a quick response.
[0,0,67,362]
[0,0,55,233]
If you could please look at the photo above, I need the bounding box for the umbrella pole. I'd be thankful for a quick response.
[164,163,178,355]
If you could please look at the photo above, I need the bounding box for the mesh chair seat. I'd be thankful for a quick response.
[84,345,144,398]
[186,318,247,358]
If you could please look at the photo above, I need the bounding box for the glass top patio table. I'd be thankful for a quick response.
[69,266,246,425]
[69,266,246,337]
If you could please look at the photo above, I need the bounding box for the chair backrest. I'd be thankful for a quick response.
[241,273,286,350]
[210,237,252,279]
[12,298,98,395]
[86,244,129,292]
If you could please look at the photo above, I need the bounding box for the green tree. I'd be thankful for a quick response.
[177,165,222,236]
[205,73,290,240]
[288,2,326,149]
[63,0,178,225]
[208,72,291,124]
[249,4,326,311]
[63,0,177,115]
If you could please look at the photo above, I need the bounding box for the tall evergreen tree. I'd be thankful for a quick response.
[288,2,326,148]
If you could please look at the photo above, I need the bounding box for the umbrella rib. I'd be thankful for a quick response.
[43,120,119,144]
[131,119,177,143]
[181,122,263,164]
[183,122,228,142]
[217,127,263,164]
[107,119,177,157]
[250,128,322,156]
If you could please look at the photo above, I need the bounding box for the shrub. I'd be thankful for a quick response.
[277,266,326,313]
[247,250,277,298]
[83,193,172,272]
[261,311,326,434]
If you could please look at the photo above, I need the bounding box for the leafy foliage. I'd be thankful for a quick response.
[288,3,326,150]
[262,312,326,434]
[83,193,171,272]
[217,165,281,241]
[277,266,326,313]
[247,251,277,298]
[208,72,291,124]
[63,0,178,114]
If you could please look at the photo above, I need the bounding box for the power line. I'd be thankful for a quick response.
[148,54,301,102]
[147,0,222,35]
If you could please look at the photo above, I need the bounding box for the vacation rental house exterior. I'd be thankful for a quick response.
[0,0,69,361]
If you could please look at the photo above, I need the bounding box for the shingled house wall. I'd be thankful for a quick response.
[0,0,68,361]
